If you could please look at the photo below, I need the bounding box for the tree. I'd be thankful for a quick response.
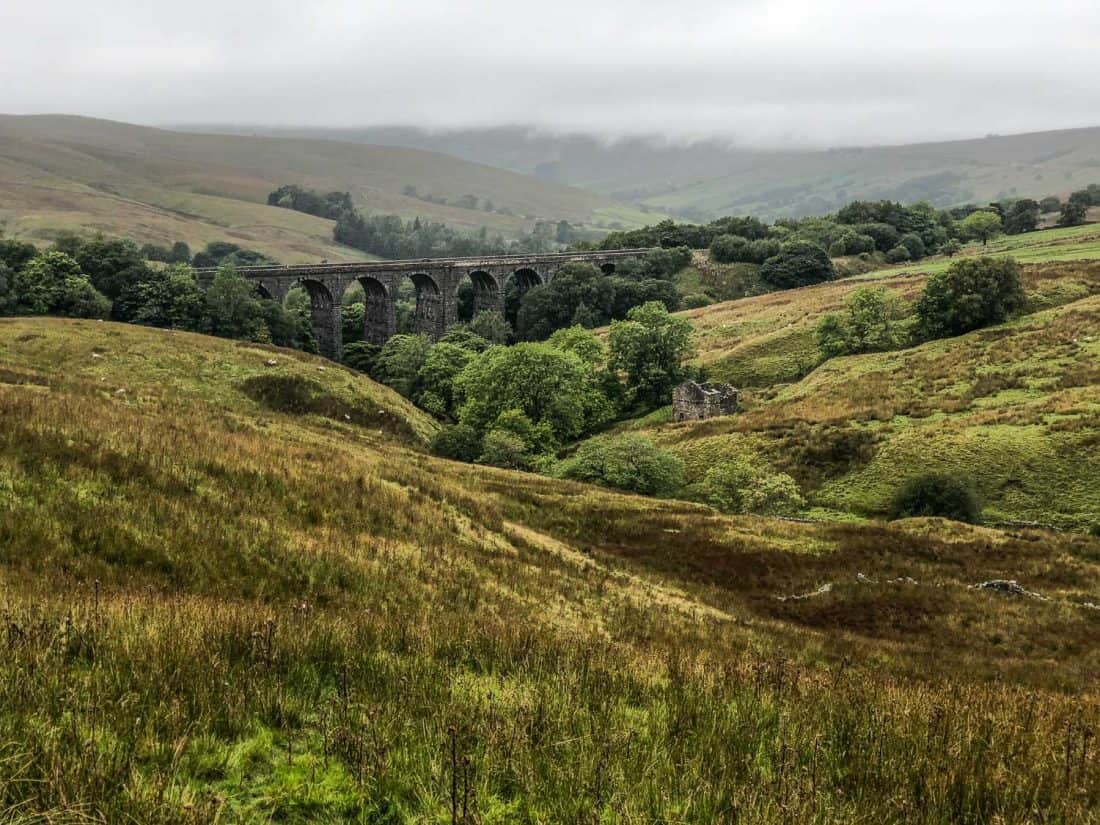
[467,310,512,345]
[940,239,962,257]
[12,252,102,316]
[418,342,476,416]
[517,263,614,340]
[1059,192,1090,227]
[1003,199,1040,235]
[431,423,482,462]
[915,257,1026,340]
[203,267,268,342]
[701,457,805,515]
[375,334,431,399]
[553,434,684,497]
[478,429,532,471]
[455,343,612,441]
[709,234,750,263]
[853,222,900,253]
[72,237,148,300]
[886,246,911,264]
[115,264,205,330]
[608,301,695,409]
[0,239,38,272]
[959,210,1002,246]
[816,287,908,358]
[343,341,381,375]
[1039,196,1061,214]
[889,474,980,523]
[547,326,605,366]
[759,240,835,289]
[898,232,927,260]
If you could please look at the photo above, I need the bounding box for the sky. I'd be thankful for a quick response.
[3,0,1099,147]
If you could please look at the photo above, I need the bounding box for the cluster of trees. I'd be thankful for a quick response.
[334,211,555,259]
[514,250,690,339]
[0,234,313,350]
[601,186,1096,292]
[816,257,1026,359]
[267,185,354,220]
[341,302,692,470]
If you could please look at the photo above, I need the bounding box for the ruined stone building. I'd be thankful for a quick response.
[672,381,740,422]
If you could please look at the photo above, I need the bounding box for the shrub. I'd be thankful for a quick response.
[916,257,1025,340]
[430,423,482,463]
[709,234,750,263]
[886,246,911,263]
[479,429,532,471]
[681,293,711,309]
[889,474,981,523]
[701,458,805,516]
[898,232,927,260]
[816,287,908,358]
[553,434,684,496]
[941,239,962,257]
[343,341,381,375]
[759,241,835,290]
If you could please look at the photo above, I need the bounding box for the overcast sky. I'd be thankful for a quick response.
[3,0,1098,147]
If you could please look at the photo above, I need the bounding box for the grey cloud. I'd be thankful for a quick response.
[1,0,1098,146]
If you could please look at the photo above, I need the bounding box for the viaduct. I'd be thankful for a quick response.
[195,249,651,359]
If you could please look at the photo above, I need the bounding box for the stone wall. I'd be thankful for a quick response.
[672,381,740,422]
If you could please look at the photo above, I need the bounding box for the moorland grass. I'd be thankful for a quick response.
[0,317,1097,822]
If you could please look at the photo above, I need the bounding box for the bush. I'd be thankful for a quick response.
[479,429,532,471]
[701,458,805,516]
[886,246,911,263]
[553,434,684,496]
[681,293,711,309]
[343,341,381,375]
[898,233,926,260]
[759,241,835,290]
[430,423,482,463]
[816,287,908,358]
[709,234,750,263]
[889,474,981,523]
[916,257,1025,340]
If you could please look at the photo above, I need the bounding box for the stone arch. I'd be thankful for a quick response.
[458,269,502,322]
[254,282,275,301]
[600,263,616,275]
[508,267,543,291]
[503,267,543,328]
[296,278,341,360]
[408,272,444,339]
[356,276,394,344]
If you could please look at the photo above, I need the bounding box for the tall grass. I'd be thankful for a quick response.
[0,317,1097,822]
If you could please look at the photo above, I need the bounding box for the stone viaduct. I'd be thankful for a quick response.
[194,249,651,359]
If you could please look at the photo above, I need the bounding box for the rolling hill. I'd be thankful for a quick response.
[612,250,1100,531]
[222,123,1100,221]
[0,315,1097,821]
[0,115,662,262]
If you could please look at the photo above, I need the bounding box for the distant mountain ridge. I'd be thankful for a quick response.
[181,123,1100,221]
[0,115,661,260]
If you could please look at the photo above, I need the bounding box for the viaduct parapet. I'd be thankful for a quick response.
[194,249,651,359]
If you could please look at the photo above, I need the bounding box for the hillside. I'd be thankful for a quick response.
[0,115,660,261]
[228,123,1100,221]
[0,317,1097,821]
[620,257,1100,531]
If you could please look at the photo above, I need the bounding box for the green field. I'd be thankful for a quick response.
[0,316,1096,821]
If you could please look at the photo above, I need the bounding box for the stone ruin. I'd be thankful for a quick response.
[672,380,740,422]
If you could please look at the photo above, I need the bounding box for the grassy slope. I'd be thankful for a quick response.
[624,243,1100,529]
[0,317,1097,821]
[243,123,1100,220]
[0,115,660,260]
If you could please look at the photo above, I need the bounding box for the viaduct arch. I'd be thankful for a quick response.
[194,249,651,360]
